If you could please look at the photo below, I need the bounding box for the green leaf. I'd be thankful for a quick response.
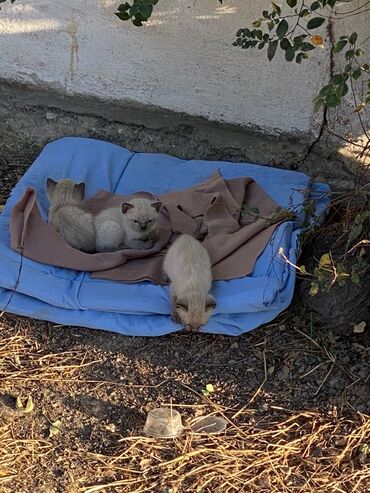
[252,19,262,28]
[241,40,252,49]
[326,94,340,107]
[327,0,337,6]
[300,42,315,52]
[286,0,297,6]
[319,253,331,268]
[359,443,370,455]
[296,52,304,64]
[319,84,333,97]
[313,97,324,112]
[206,383,215,393]
[276,19,289,38]
[115,11,130,20]
[258,41,266,49]
[331,74,343,85]
[285,47,295,61]
[293,35,306,45]
[268,21,275,31]
[129,3,141,16]
[132,17,143,26]
[352,68,362,80]
[355,48,364,57]
[310,282,319,296]
[280,38,291,50]
[300,265,308,274]
[267,40,279,61]
[351,272,360,285]
[333,39,347,53]
[311,1,320,10]
[117,2,130,12]
[337,82,348,97]
[140,4,153,20]
[255,30,263,40]
[263,10,270,18]
[299,8,310,17]
[349,32,358,45]
[345,49,355,60]
[361,63,369,71]
[307,17,326,30]
[272,2,282,14]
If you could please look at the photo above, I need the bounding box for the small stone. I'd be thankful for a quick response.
[45,112,57,121]
[0,401,19,423]
[358,366,370,380]
[105,423,116,433]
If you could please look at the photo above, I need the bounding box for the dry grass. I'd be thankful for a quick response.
[80,409,370,493]
[0,313,369,493]
[0,427,52,484]
[0,314,98,384]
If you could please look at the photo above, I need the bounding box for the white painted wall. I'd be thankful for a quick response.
[0,0,367,137]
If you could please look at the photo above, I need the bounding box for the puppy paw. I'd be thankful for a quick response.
[171,311,181,324]
[142,239,154,249]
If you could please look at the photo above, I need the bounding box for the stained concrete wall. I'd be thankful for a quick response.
[0,0,332,138]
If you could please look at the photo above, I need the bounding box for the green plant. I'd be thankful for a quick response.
[115,1,370,116]
[115,0,160,26]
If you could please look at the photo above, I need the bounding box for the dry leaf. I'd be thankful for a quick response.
[24,396,34,414]
[311,35,324,48]
[49,419,62,437]
[16,395,34,413]
[105,423,116,433]
[353,321,366,334]
[15,396,23,410]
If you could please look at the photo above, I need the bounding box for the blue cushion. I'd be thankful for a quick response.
[0,137,330,336]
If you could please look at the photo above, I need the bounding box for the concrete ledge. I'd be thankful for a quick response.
[0,79,367,191]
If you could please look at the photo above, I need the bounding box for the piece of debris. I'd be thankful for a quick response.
[353,321,366,334]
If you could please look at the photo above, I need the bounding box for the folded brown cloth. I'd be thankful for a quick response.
[10,171,283,284]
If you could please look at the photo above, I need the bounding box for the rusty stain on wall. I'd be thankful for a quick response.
[66,18,79,81]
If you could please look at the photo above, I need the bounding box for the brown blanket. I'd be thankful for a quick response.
[10,171,284,284]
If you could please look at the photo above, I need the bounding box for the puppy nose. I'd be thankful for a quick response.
[140,224,147,230]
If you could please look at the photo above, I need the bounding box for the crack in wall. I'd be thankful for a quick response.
[297,17,334,166]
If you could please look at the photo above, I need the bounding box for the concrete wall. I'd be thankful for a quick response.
[0,0,332,137]
[0,0,369,143]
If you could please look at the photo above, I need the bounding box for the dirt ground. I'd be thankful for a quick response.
[0,151,369,493]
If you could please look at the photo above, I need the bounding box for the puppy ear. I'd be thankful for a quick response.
[176,299,188,311]
[46,178,57,199]
[122,202,134,214]
[206,294,216,311]
[75,182,85,198]
[151,201,162,213]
